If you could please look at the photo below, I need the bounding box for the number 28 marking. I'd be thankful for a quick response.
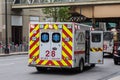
[46,50,56,57]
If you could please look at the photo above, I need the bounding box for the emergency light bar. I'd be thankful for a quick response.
[30,24,35,28]
[39,24,72,29]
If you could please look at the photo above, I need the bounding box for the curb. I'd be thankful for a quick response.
[0,52,28,57]
[108,75,120,80]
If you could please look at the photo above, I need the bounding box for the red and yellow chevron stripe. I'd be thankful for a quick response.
[29,24,73,67]
[29,24,40,64]
[90,48,103,52]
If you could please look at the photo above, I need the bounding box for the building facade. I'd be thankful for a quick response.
[0,0,46,46]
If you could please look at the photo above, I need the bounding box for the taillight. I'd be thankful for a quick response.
[30,24,35,28]
[114,46,117,54]
[103,45,107,50]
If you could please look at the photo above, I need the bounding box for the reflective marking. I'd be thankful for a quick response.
[62,33,72,46]
[61,60,67,66]
[62,42,72,54]
[63,25,72,38]
[41,60,48,65]
[54,24,58,30]
[52,60,59,66]
[44,24,49,29]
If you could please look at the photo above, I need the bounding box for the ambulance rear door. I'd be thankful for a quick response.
[89,31,103,64]
[40,29,62,61]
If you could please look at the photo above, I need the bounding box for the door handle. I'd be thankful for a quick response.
[52,47,57,50]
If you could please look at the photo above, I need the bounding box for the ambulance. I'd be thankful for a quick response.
[103,31,114,55]
[28,22,104,72]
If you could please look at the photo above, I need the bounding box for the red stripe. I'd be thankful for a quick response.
[46,61,55,66]
[38,60,44,65]
[45,61,49,65]
[63,24,67,27]
[49,61,55,66]
[34,55,39,61]
[74,51,85,54]
[30,29,39,40]
[30,28,34,33]
[62,38,72,50]
[30,38,39,49]
[62,47,72,60]
[30,46,39,58]
[30,24,38,32]
[64,60,72,66]
[62,29,72,41]
[62,55,71,66]
[57,61,64,66]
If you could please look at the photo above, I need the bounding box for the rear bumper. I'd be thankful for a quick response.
[28,64,72,68]
[113,54,120,62]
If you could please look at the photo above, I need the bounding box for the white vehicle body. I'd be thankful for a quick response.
[103,31,114,54]
[28,22,103,71]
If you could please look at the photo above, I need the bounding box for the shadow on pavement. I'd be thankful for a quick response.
[30,66,95,75]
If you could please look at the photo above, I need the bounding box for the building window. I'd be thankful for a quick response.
[30,16,39,22]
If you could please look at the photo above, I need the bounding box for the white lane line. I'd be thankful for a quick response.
[0,57,27,62]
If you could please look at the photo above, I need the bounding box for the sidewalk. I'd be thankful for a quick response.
[0,52,28,57]
[108,75,120,80]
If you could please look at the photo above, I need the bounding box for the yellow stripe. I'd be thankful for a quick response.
[62,33,72,46]
[61,60,67,66]
[30,40,34,46]
[36,32,40,38]
[30,32,34,39]
[54,24,58,30]
[62,42,72,55]
[33,50,39,57]
[52,60,59,66]
[29,59,33,63]
[29,24,40,46]
[63,25,72,38]
[36,59,40,64]
[91,48,97,52]
[68,60,72,65]
[44,24,49,29]
[62,50,68,58]
[41,60,48,65]
[30,42,39,54]
[30,25,39,38]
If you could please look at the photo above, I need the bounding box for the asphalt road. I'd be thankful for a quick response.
[0,55,120,80]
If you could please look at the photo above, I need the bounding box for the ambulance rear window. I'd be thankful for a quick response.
[92,33,101,42]
[52,33,61,43]
[41,33,49,42]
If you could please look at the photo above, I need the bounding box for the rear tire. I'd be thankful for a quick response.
[78,60,84,72]
[114,60,118,65]
[91,64,96,67]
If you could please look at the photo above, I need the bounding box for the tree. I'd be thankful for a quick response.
[42,7,71,22]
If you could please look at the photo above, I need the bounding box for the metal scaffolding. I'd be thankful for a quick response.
[12,0,120,5]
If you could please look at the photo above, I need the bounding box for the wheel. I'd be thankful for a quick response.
[91,64,96,67]
[78,59,84,72]
[36,67,46,72]
[114,60,118,65]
